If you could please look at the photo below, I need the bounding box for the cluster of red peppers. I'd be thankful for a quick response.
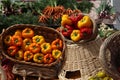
[4,28,63,64]
[57,13,93,42]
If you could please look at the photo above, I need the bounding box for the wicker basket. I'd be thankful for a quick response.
[99,31,120,80]
[0,24,66,79]
[63,14,98,44]
[59,37,104,80]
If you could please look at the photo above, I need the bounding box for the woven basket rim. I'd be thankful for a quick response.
[99,30,120,79]
[0,24,66,67]
[62,14,98,44]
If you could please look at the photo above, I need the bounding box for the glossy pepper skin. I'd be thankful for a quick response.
[52,49,62,59]
[33,53,44,63]
[22,28,34,38]
[7,46,18,56]
[12,35,23,46]
[69,13,84,28]
[61,14,72,26]
[41,43,52,54]
[4,35,12,45]
[62,25,73,37]
[22,38,32,51]
[15,49,24,60]
[32,35,45,45]
[70,30,81,42]
[80,27,93,39]
[29,43,40,53]
[24,51,33,61]
[51,38,63,50]
[14,30,22,37]
[43,54,54,64]
[77,15,92,29]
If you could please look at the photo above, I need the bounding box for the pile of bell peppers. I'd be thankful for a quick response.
[4,28,63,64]
[58,13,93,42]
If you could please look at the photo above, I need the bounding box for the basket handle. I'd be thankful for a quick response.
[0,29,6,61]
[0,29,6,49]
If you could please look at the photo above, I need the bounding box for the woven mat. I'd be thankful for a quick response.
[59,37,104,80]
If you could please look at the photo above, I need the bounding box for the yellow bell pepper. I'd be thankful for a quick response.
[4,35,12,45]
[22,38,32,51]
[15,49,24,60]
[77,15,92,29]
[32,35,45,45]
[52,49,62,59]
[33,53,44,63]
[70,30,81,42]
[61,14,72,26]
[41,43,52,54]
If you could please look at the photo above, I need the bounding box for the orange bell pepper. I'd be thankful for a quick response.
[7,46,18,56]
[43,54,54,64]
[14,30,22,37]
[29,43,40,53]
[51,38,63,50]
[24,51,33,61]
[22,28,34,38]
[12,35,23,46]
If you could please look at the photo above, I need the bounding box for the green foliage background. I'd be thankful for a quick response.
[0,0,94,33]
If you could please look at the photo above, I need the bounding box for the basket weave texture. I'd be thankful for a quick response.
[59,37,103,80]
[99,31,120,80]
[0,24,66,79]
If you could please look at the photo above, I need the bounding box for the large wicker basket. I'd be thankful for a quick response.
[63,14,98,44]
[99,31,120,80]
[0,24,66,79]
[59,37,104,80]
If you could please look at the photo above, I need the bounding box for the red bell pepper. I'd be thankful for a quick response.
[62,25,73,37]
[69,13,84,28]
[70,13,83,23]
[7,46,18,56]
[43,54,54,64]
[80,27,93,39]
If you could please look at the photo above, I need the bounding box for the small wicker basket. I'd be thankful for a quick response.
[0,24,66,79]
[63,14,98,44]
[99,31,120,80]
